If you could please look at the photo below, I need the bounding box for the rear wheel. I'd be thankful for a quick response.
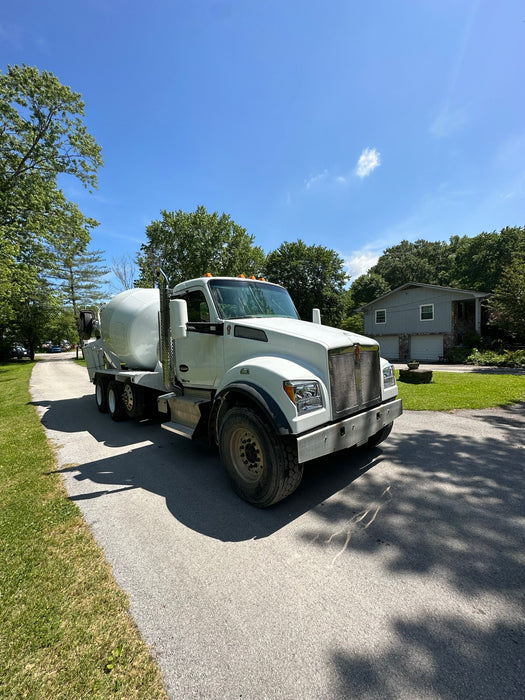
[108,381,127,422]
[95,377,109,413]
[121,382,145,419]
[219,407,303,507]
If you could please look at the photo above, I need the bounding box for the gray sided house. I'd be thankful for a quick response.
[359,283,489,362]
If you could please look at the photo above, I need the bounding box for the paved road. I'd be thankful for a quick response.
[30,354,524,699]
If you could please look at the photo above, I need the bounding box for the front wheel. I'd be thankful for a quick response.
[218,407,303,507]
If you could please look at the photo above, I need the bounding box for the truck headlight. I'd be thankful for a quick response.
[383,363,396,388]
[283,381,323,415]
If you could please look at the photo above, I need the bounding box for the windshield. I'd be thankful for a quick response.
[209,279,299,320]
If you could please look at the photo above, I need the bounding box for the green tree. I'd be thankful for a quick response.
[350,272,391,308]
[490,254,525,338]
[48,238,109,354]
[0,64,103,348]
[7,276,60,359]
[41,306,78,347]
[0,64,102,239]
[451,226,525,292]
[50,241,109,313]
[264,239,348,326]
[136,206,265,287]
[370,239,454,289]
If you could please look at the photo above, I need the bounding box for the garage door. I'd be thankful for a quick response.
[410,334,443,361]
[377,336,399,361]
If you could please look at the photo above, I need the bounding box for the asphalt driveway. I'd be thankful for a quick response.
[30,353,525,699]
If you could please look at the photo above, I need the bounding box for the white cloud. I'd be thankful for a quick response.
[343,251,380,280]
[304,169,328,189]
[355,147,381,178]
[303,149,380,191]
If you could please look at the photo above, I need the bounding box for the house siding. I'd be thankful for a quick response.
[363,287,476,336]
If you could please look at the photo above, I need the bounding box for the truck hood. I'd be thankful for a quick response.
[230,317,378,351]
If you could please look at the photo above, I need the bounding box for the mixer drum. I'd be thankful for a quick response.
[100,288,160,370]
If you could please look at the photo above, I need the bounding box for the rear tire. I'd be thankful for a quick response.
[95,377,109,413]
[219,407,303,507]
[108,381,127,422]
[121,382,145,419]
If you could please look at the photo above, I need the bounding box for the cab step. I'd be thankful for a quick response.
[161,421,195,440]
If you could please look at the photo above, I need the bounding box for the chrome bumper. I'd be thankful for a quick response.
[296,398,403,463]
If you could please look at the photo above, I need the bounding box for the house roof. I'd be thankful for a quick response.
[358,282,489,310]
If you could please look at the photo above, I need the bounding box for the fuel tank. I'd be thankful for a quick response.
[100,288,160,370]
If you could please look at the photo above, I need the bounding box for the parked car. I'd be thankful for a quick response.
[50,345,62,353]
[10,344,29,359]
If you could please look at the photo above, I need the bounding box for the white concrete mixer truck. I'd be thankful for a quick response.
[79,272,402,507]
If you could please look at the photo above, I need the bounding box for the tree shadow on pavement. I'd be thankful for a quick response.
[300,410,524,601]
[320,404,525,700]
[332,614,524,699]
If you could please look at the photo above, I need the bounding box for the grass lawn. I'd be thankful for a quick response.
[396,370,525,410]
[0,361,167,699]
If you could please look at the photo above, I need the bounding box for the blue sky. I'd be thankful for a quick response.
[1,0,524,286]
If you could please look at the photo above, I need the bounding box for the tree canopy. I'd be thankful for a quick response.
[490,253,525,338]
[349,272,391,309]
[451,227,525,292]
[354,226,525,297]
[0,64,102,246]
[0,64,104,357]
[368,238,459,290]
[136,206,265,287]
[264,239,348,326]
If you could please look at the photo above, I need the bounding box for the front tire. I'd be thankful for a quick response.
[108,381,127,422]
[218,407,303,507]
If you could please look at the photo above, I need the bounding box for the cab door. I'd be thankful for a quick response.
[173,288,224,388]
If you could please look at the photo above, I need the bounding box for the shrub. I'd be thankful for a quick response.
[466,348,525,367]
[446,346,471,363]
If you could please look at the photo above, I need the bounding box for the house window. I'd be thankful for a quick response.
[420,304,434,321]
[375,309,386,324]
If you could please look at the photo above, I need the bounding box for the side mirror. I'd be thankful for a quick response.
[312,308,321,324]
[79,310,95,339]
[170,299,188,339]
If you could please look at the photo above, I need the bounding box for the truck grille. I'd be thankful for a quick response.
[329,344,381,419]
